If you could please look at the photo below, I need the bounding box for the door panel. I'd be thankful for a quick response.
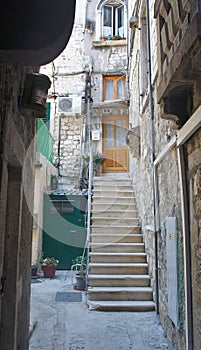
[103,116,129,172]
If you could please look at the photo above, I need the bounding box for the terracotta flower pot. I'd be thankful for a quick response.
[42,264,56,278]
[100,36,106,42]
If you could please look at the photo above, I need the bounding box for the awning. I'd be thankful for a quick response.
[0,0,76,65]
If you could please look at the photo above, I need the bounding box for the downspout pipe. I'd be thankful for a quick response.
[57,114,61,178]
[145,0,159,314]
[177,146,193,350]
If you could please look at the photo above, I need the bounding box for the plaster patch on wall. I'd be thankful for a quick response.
[126,126,140,159]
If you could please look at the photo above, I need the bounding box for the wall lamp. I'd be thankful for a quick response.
[21,73,51,118]
[129,16,140,30]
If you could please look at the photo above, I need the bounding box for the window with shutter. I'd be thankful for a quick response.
[101,1,126,38]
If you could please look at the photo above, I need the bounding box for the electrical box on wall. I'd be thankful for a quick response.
[92,130,100,141]
[166,216,179,328]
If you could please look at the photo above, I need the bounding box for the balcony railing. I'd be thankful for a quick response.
[36,118,54,163]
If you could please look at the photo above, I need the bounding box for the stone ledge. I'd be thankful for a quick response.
[93,39,127,48]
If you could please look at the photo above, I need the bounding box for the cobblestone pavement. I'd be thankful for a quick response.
[29,271,176,350]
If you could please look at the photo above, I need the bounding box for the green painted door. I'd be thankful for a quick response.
[42,192,87,269]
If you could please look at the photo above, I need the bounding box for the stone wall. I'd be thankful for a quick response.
[0,64,37,349]
[54,115,82,187]
[128,0,185,348]
[185,127,201,349]
[40,0,87,185]
[156,148,185,349]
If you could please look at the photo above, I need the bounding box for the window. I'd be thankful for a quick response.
[50,200,75,215]
[102,1,125,38]
[103,75,126,101]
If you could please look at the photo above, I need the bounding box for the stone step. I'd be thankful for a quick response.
[88,274,151,287]
[93,184,133,191]
[90,242,145,253]
[93,189,134,197]
[87,300,155,312]
[92,217,139,226]
[88,286,153,301]
[90,233,143,243]
[93,177,131,183]
[92,203,137,211]
[88,175,154,313]
[89,252,147,263]
[92,209,138,218]
[93,177,132,182]
[91,225,141,234]
[92,196,136,204]
[89,262,148,274]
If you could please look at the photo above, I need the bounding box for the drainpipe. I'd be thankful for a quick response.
[57,114,61,178]
[145,0,159,314]
[177,146,193,350]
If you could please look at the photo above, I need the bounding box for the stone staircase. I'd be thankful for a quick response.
[87,174,155,311]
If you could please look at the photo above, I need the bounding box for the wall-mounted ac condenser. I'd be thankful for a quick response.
[57,96,82,114]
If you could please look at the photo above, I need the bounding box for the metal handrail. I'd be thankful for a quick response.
[85,147,93,290]
[81,69,93,291]
[81,147,93,291]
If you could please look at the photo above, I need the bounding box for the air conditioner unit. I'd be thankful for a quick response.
[57,96,82,114]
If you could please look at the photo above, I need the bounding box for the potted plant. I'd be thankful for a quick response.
[81,152,106,177]
[93,151,105,165]
[81,153,90,163]
[112,35,122,40]
[31,264,38,277]
[93,151,105,175]
[100,36,107,42]
[41,257,59,278]
[81,151,105,165]
[71,255,87,290]
[31,256,41,277]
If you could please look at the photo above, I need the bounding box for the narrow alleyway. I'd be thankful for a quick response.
[29,271,176,350]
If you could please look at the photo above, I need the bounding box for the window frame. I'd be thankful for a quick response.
[101,1,125,38]
[103,5,113,37]
[116,5,124,37]
[103,75,126,101]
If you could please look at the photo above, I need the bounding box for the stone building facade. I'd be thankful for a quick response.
[39,0,200,349]
[0,64,37,350]
[41,0,129,186]
[40,1,88,186]
[128,1,201,349]
[0,2,76,349]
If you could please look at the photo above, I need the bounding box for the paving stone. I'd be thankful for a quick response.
[29,271,176,350]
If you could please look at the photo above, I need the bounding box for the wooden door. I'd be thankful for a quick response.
[102,116,129,172]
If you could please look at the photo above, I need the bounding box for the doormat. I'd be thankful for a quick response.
[31,278,42,284]
[55,292,82,302]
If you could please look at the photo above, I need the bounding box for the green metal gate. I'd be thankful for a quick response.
[42,189,87,269]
